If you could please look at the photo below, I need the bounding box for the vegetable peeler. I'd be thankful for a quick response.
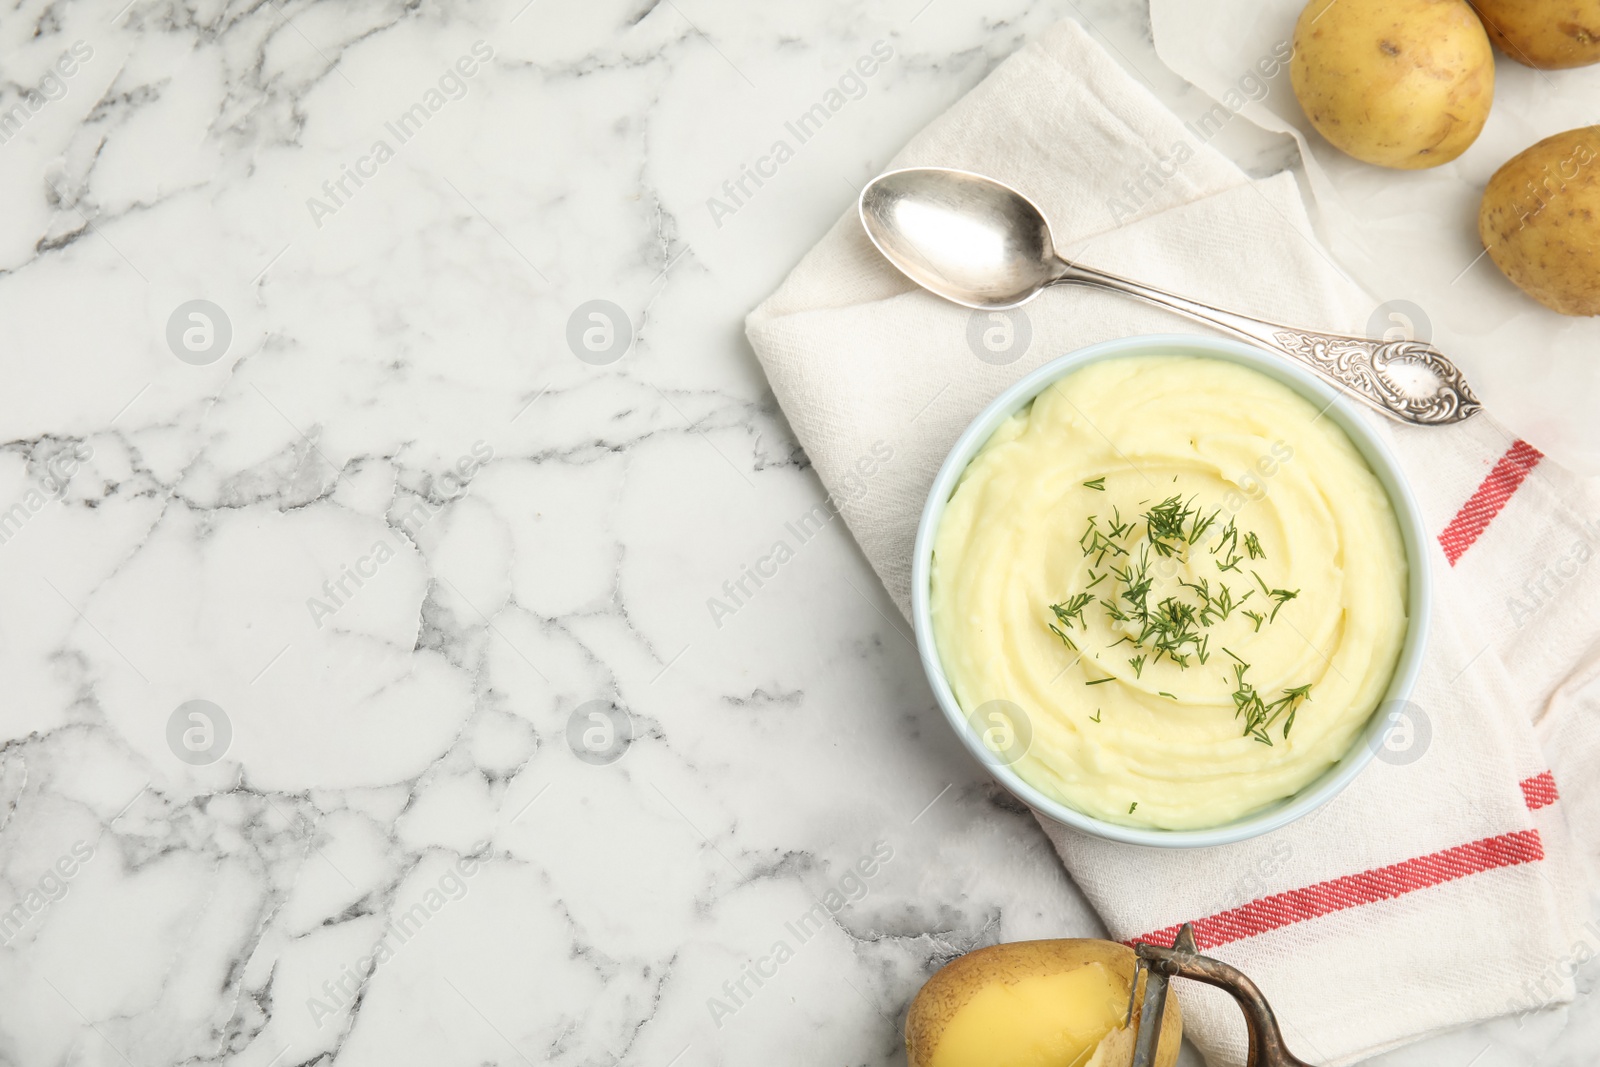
[1127,923,1315,1067]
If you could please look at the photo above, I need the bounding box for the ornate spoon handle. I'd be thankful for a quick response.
[1051,263,1480,426]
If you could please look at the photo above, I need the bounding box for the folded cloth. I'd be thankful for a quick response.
[746,19,1600,1066]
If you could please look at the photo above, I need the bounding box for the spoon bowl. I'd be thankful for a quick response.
[859,168,1061,310]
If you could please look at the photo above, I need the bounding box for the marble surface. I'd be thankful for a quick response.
[0,2,1592,1066]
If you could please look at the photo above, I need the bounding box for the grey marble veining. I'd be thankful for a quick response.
[0,1,1593,1065]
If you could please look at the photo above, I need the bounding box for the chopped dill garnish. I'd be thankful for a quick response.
[1048,592,1097,650]
[1144,494,1194,557]
[1080,515,1128,566]
[1105,506,1135,542]
[1090,709,1102,723]
[1230,662,1270,744]
[1251,571,1300,621]
[1186,507,1220,546]
[1210,517,1238,556]
[1046,496,1311,731]
[1051,593,1094,630]
[1184,578,1253,628]
[1274,684,1314,736]
[1227,657,1314,744]
[1083,476,1106,491]
[1129,801,1139,813]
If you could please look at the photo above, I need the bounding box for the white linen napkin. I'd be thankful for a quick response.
[746,19,1600,1067]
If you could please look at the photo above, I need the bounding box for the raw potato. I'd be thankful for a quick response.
[1291,0,1495,169]
[1471,0,1600,69]
[1479,126,1600,315]
[905,939,1182,1067]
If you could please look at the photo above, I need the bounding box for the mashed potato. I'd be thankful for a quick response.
[931,355,1407,829]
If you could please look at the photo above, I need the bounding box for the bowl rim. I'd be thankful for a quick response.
[910,332,1433,848]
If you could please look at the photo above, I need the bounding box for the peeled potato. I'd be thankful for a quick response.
[1479,126,1600,315]
[905,940,1182,1067]
[1471,0,1600,68]
[1292,0,1495,169]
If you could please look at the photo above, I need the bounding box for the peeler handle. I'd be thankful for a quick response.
[1135,926,1316,1067]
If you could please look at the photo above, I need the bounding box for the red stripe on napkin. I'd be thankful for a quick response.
[1521,771,1560,811]
[1438,440,1543,566]
[1131,829,1544,951]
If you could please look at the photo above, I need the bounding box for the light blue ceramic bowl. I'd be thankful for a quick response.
[911,334,1431,848]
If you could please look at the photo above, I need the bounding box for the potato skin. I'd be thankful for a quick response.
[904,939,1183,1067]
[1471,0,1600,69]
[1480,126,1600,315]
[1292,0,1495,169]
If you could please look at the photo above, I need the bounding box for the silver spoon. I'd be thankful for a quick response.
[858,167,1479,425]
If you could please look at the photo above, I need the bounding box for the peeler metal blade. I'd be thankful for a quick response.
[1129,956,1169,1067]
[1131,922,1316,1067]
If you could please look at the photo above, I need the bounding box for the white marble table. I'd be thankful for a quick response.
[0,1,1593,1065]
